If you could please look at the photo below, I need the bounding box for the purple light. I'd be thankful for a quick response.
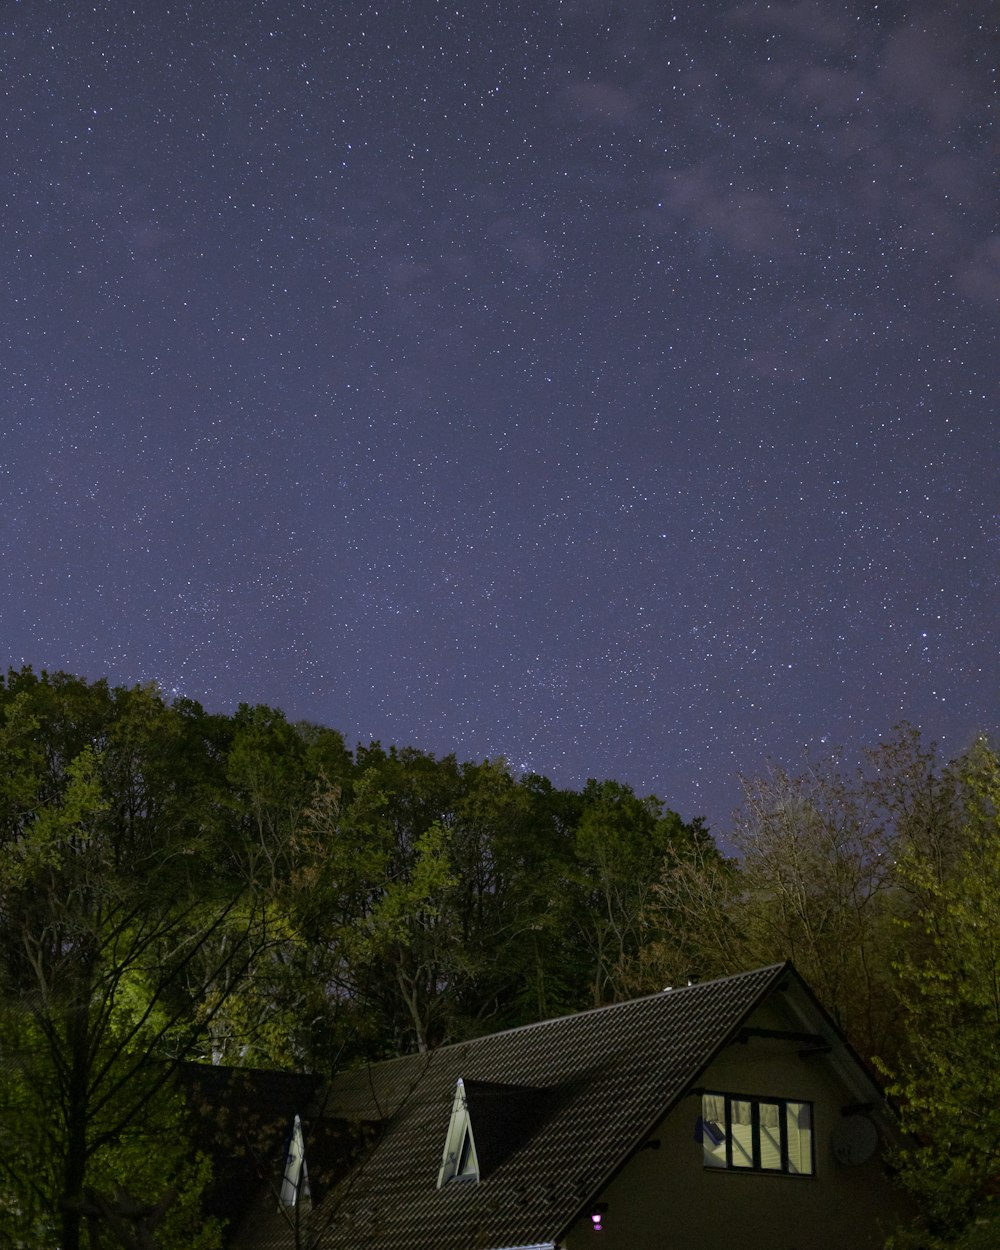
[591,1211,603,1232]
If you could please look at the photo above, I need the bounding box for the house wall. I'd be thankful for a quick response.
[561,998,910,1250]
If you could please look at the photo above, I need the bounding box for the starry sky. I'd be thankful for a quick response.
[2,0,997,834]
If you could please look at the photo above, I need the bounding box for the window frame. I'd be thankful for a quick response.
[437,1078,481,1187]
[700,1091,814,1177]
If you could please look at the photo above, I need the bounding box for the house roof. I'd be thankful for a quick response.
[232,960,888,1250]
[220,962,898,1250]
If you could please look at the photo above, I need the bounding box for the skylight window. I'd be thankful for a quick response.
[280,1113,311,1207]
[437,1078,480,1186]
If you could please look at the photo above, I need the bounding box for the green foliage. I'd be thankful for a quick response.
[881,738,1000,1247]
[84,1094,223,1250]
[0,669,265,1250]
[572,780,713,1004]
[947,1210,1000,1249]
[292,763,460,1054]
[640,727,975,1064]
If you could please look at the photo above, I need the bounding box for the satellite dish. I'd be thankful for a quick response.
[831,1115,878,1165]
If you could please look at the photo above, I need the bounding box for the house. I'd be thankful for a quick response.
[211,962,910,1250]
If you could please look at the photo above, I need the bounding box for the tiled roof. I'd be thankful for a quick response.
[259,962,792,1250]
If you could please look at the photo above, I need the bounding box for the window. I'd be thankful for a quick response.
[279,1113,311,1207]
[454,1125,478,1178]
[437,1079,480,1186]
[700,1093,813,1175]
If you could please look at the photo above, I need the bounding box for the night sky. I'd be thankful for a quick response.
[3,0,997,834]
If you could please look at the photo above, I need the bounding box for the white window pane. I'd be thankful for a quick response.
[759,1102,782,1170]
[731,1098,753,1125]
[731,1102,754,1167]
[786,1102,814,1175]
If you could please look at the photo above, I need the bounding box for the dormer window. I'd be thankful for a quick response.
[438,1079,480,1186]
[435,1076,554,1189]
[280,1113,311,1207]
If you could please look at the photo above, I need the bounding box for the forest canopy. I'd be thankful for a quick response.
[0,666,995,1250]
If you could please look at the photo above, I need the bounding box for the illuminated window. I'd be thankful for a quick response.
[700,1093,813,1175]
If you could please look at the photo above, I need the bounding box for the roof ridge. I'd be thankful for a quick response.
[340,962,792,1076]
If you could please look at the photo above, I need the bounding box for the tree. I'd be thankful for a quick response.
[140,706,359,1073]
[292,755,458,1057]
[641,726,978,1065]
[630,829,744,992]
[443,760,581,1030]
[881,737,1000,1247]
[571,780,715,1005]
[0,669,269,1250]
[727,757,899,1056]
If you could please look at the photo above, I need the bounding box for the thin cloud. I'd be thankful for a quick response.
[881,19,973,133]
[954,238,1000,307]
[658,163,798,258]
